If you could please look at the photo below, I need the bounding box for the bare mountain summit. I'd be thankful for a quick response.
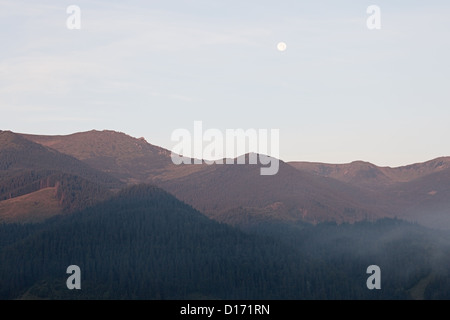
[12,129,450,229]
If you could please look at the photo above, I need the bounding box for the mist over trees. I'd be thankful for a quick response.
[1,130,450,299]
[1,185,449,300]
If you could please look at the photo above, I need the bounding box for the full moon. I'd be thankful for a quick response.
[277,42,287,52]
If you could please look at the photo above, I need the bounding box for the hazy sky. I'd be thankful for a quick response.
[1,0,450,166]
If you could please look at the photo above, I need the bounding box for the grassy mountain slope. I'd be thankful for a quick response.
[0,131,121,223]
[0,131,120,187]
[21,130,173,184]
[0,187,61,223]
[18,129,450,229]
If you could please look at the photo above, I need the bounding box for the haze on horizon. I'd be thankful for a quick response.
[1,0,450,167]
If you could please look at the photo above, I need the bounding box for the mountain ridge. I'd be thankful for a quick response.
[6,129,450,229]
[289,157,450,189]
[0,131,121,222]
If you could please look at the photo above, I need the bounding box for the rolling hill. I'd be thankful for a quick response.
[21,130,175,184]
[158,156,381,225]
[13,129,450,229]
[0,131,121,222]
[0,131,120,187]
[20,131,383,224]
[290,158,450,229]
[0,187,61,223]
[289,157,450,190]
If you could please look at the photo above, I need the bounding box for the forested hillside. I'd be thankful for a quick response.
[1,185,449,299]
[0,131,121,222]
[0,131,120,188]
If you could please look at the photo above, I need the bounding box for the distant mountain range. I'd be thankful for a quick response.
[1,129,449,229]
[2,129,450,299]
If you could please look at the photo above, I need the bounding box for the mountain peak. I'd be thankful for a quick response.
[349,160,376,166]
[0,130,41,151]
[88,129,127,134]
[20,130,172,184]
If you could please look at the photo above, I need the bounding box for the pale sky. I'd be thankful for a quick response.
[1,0,450,167]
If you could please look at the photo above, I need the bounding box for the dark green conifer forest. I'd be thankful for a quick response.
[1,184,449,299]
